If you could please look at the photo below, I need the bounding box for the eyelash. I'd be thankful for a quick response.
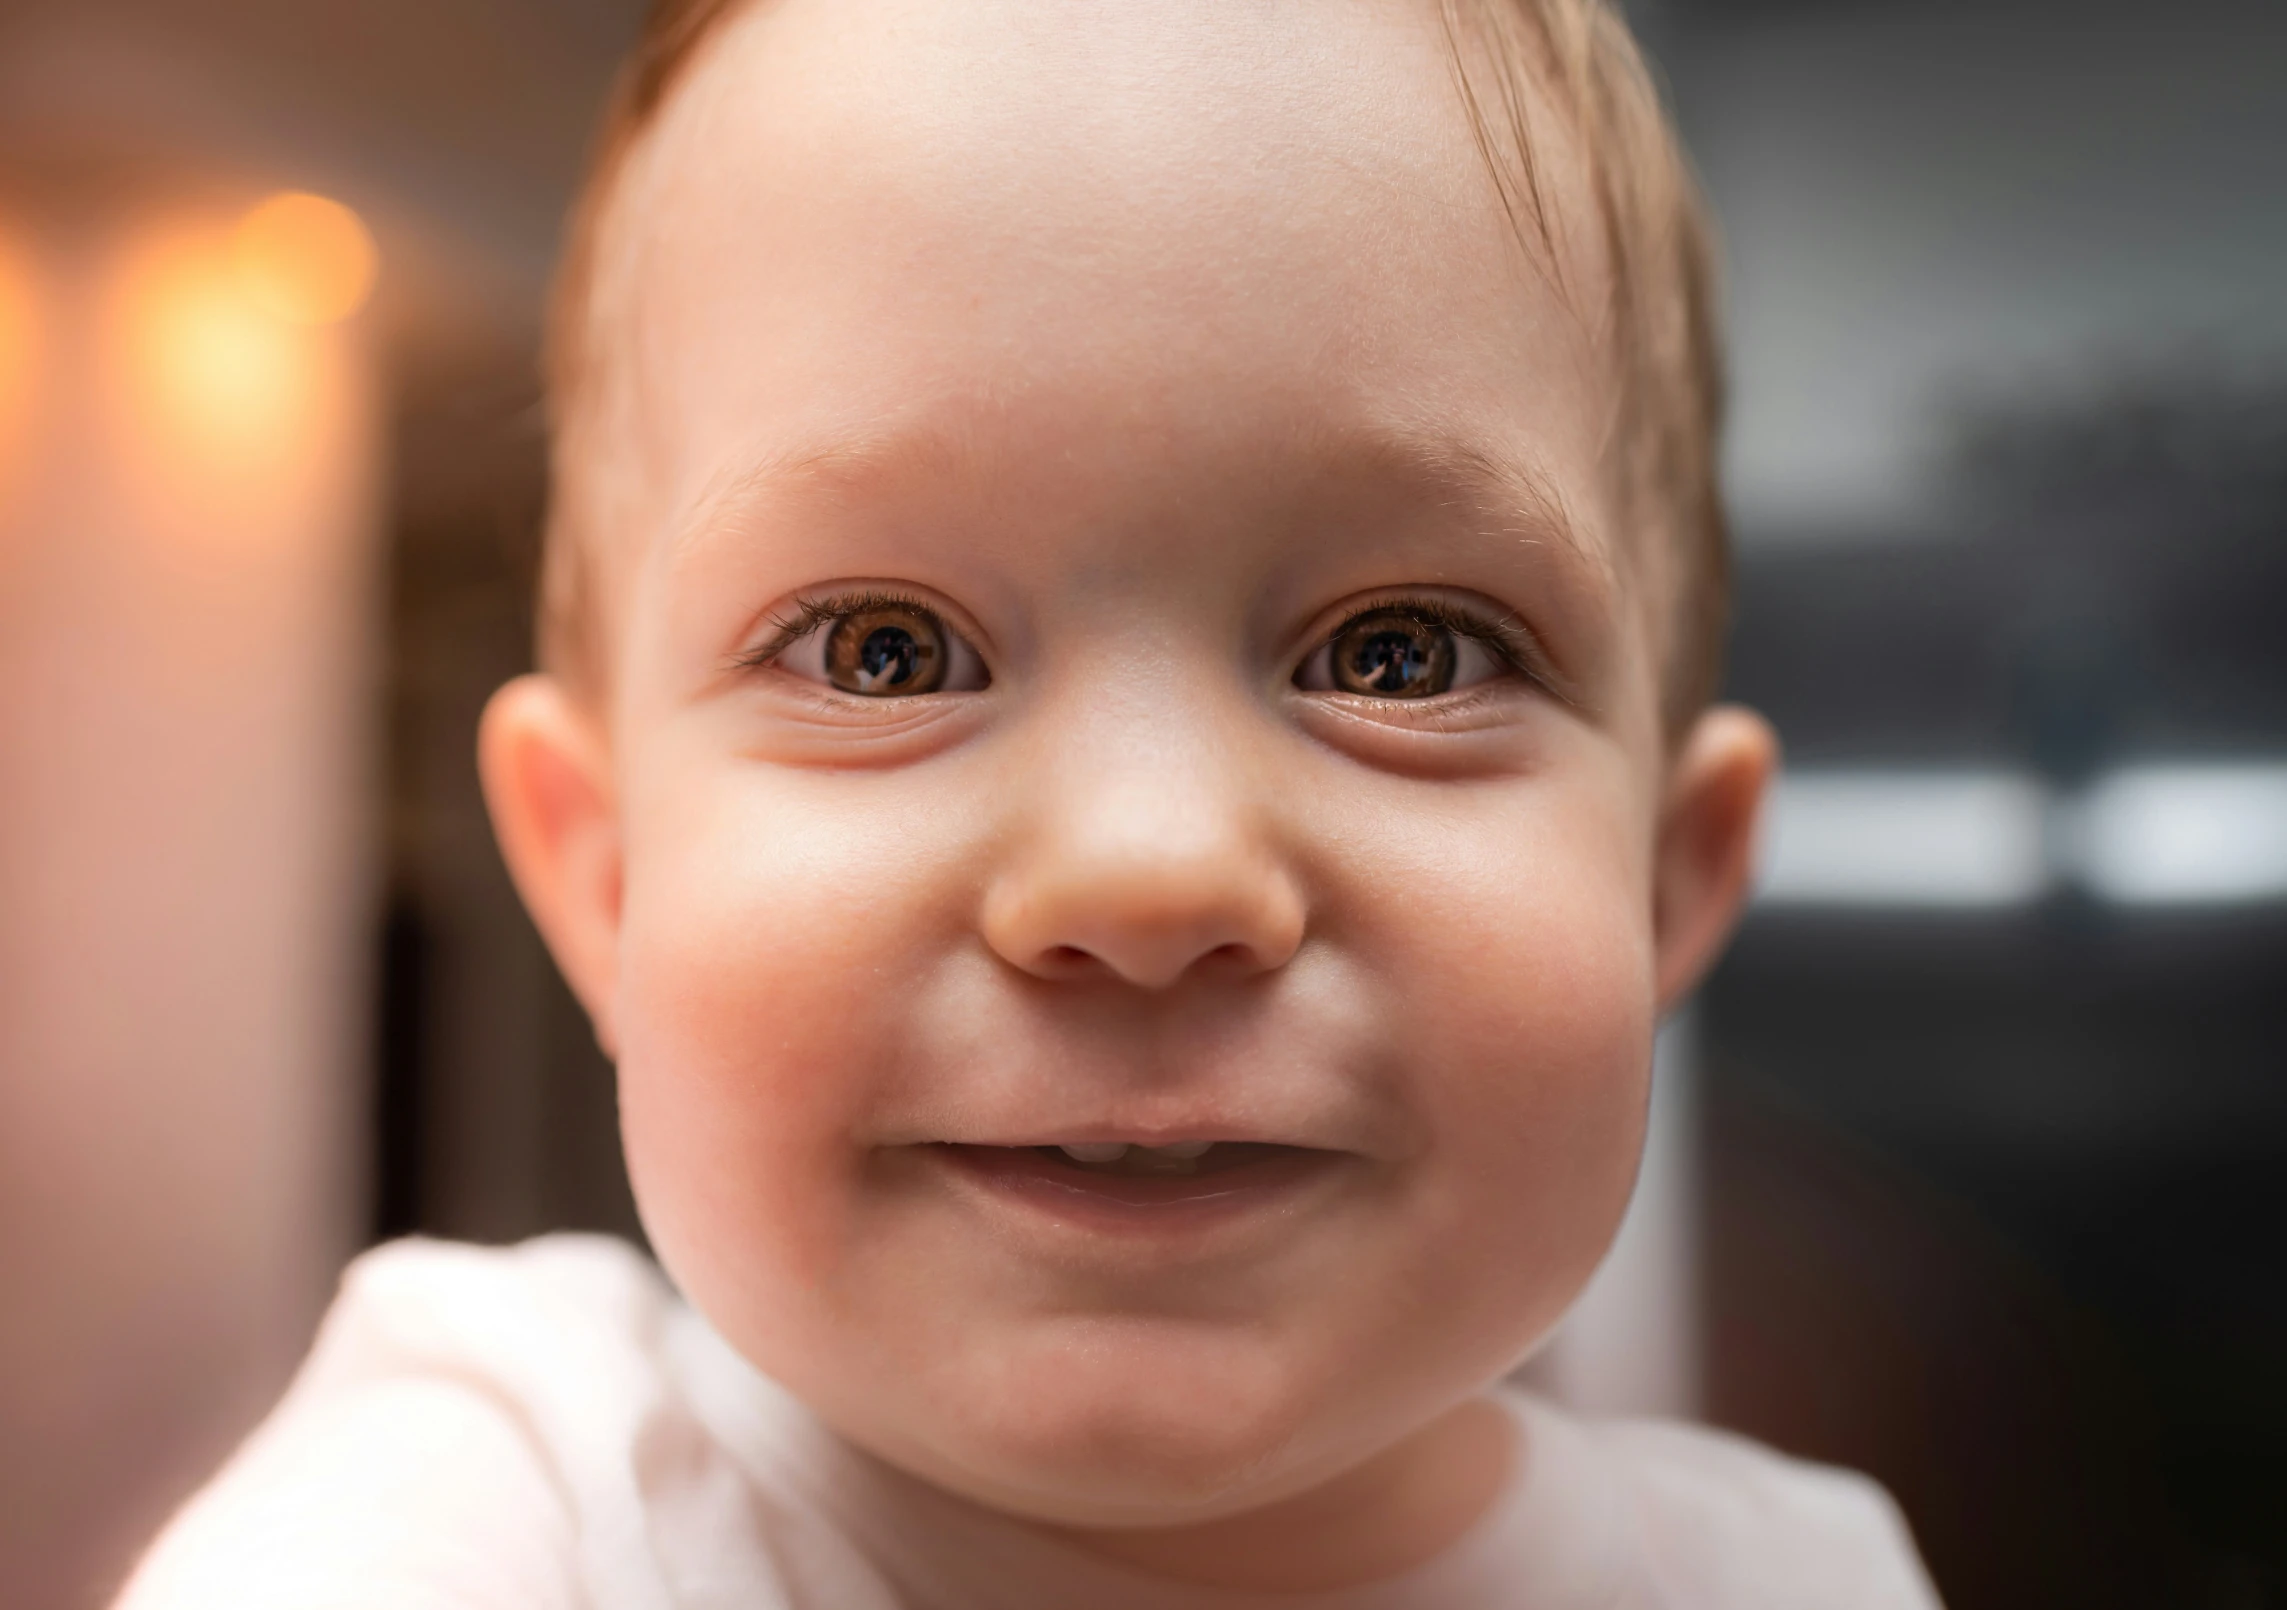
[731,588,944,673]
[1322,595,1538,678]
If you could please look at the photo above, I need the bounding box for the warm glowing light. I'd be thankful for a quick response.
[115,226,325,480]
[231,193,378,327]
[0,227,39,477]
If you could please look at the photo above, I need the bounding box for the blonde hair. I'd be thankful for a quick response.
[543,0,1729,732]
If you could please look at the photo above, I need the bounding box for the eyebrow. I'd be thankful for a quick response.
[1317,423,1610,586]
[659,422,974,574]
[663,414,1611,593]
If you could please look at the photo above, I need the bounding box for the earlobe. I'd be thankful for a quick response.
[478,674,625,1058]
[1651,705,1778,1013]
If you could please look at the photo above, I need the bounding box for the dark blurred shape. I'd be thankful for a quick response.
[1647,2,2287,1591]
[372,901,431,1241]
[1727,375,2287,769]
[1709,375,2287,1604]
[375,336,641,1247]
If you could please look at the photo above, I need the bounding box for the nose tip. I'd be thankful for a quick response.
[983,859,1306,989]
[980,684,1307,990]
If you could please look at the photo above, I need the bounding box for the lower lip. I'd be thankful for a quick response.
[929,1144,1344,1234]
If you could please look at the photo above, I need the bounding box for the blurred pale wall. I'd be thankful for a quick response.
[0,199,381,1609]
[0,7,629,1605]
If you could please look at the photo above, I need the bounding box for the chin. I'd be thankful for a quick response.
[881,1329,1343,1527]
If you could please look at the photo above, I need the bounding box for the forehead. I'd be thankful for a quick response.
[589,0,1620,578]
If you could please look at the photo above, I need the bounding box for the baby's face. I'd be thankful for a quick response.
[488,0,1766,1540]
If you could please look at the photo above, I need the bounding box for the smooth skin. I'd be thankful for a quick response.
[482,0,1773,1592]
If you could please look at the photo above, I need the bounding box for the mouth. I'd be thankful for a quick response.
[931,1140,1345,1217]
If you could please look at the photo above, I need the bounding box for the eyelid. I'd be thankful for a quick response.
[733,587,934,672]
[731,581,1003,677]
[1310,591,1553,685]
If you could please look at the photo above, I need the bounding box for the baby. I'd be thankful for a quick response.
[122,0,1942,1604]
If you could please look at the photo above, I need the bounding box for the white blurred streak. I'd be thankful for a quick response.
[2077,763,2287,906]
[1756,764,2287,911]
[1530,1016,1702,1421]
[0,209,377,1607]
[1758,770,2053,909]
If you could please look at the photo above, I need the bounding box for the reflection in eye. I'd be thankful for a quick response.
[826,607,945,695]
[1295,605,1514,700]
[1332,612,1455,697]
[759,595,990,697]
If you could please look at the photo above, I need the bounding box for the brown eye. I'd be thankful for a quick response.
[1330,611,1456,698]
[824,607,947,696]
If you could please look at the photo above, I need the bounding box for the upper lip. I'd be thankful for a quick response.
[936,1130,1327,1151]
[867,1057,1399,1159]
[894,1107,1368,1153]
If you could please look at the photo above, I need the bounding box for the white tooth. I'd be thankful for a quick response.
[1059,1143,1129,1164]
[1154,1141,1214,1160]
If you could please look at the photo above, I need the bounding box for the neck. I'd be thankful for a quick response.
[1042,1396,1515,1594]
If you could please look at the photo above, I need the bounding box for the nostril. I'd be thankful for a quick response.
[983,866,1307,988]
[1029,939,1247,987]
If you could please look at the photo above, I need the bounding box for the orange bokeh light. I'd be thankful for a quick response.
[0,227,39,477]
[231,192,378,327]
[114,225,325,484]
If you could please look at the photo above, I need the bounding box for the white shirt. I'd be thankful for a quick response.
[119,1236,1944,1610]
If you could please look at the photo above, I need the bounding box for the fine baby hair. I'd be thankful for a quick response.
[542,0,1728,733]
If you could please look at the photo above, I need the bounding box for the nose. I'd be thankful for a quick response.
[980,714,1307,990]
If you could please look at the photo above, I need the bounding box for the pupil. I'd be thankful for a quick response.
[1329,612,1454,698]
[826,606,946,695]
[1353,629,1428,692]
[861,626,918,686]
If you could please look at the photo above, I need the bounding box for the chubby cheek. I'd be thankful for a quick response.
[610,759,958,1364]
[1351,776,1657,1376]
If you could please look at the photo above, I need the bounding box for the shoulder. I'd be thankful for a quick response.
[320,1232,679,1361]
[1512,1395,1945,1610]
[116,1236,685,1610]
[278,1234,687,1455]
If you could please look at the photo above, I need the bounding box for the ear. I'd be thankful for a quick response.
[479,674,624,1058]
[1652,704,1778,1012]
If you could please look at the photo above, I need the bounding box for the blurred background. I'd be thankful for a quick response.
[0,0,2280,1605]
